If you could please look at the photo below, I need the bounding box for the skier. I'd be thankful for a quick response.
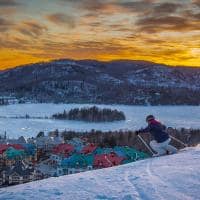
[136,115,177,156]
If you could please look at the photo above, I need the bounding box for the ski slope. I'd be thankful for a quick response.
[0,146,200,200]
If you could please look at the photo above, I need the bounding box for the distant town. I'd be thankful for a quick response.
[1,126,199,188]
[0,130,148,188]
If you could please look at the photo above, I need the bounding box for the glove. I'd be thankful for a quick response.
[135,131,140,135]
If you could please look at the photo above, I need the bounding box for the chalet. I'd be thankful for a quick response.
[0,144,25,154]
[81,143,97,154]
[5,147,25,160]
[4,148,26,167]
[68,138,85,152]
[94,147,113,155]
[0,144,8,156]
[34,136,54,150]
[22,143,36,156]
[7,161,35,185]
[49,154,62,165]
[114,146,149,163]
[0,143,37,167]
[36,159,65,177]
[33,135,64,151]
[94,152,124,168]
[61,154,94,170]
[53,143,74,157]
[8,144,25,150]
[107,152,125,166]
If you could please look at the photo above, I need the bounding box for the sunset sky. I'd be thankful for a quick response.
[0,0,199,69]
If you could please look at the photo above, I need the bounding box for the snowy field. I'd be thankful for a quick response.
[0,104,200,138]
[0,146,199,200]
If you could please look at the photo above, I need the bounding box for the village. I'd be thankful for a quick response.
[0,131,149,188]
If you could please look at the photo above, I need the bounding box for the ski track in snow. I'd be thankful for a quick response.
[0,146,200,200]
[124,170,141,200]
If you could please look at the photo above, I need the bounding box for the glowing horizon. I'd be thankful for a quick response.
[0,0,199,70]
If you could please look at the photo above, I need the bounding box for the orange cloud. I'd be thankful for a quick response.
[0,0,199,69]
[0,49,49,70]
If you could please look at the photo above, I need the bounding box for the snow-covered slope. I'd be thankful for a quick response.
[1,146,200,200]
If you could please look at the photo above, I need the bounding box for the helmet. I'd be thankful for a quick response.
[146,115,155,122]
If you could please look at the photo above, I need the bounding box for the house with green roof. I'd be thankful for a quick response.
[5,147,25,160]
[61,154,94,169]
[94,147,113,155]
[114,146,149,163]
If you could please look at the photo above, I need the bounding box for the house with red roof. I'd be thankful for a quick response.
[52,144,74,157]
[81,143,97,154]
[8,144,25,150]
[0,144,25,158]
[94,152,125,168]
[0,144,8,155]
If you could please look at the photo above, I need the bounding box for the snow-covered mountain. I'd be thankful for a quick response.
[0,59,200,105]
[1,146,199,200]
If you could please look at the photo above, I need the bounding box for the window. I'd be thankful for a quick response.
[11,174,20,183]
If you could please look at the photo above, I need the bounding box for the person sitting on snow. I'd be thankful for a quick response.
[136,115,177,156]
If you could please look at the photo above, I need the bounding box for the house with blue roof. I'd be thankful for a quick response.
[114,146,149,163]
[61,153,94,174]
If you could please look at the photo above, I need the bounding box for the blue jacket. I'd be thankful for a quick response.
[139,119,169,143]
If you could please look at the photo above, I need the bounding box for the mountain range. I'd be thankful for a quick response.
[0,59,200,105]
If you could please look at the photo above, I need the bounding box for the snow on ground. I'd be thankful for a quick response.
[0,104,200,138]
[1,146,200,200]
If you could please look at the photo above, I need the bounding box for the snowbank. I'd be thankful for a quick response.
[0,146,200,200]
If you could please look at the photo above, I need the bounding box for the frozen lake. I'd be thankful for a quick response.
[0,104,199,138]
